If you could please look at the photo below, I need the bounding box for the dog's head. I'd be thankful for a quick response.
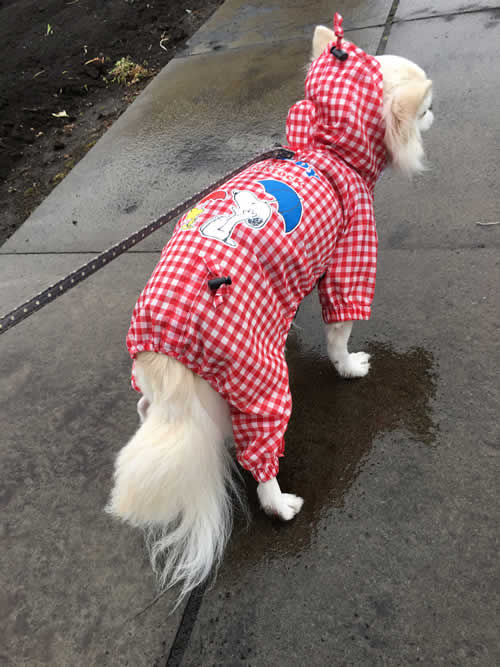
[312,27,434,176]
[374,55,434,175]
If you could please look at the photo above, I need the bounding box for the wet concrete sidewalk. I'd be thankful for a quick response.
[1,1,499,665]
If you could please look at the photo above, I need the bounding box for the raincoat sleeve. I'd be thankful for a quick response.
[318,188,378,323]
[230,380,292,484]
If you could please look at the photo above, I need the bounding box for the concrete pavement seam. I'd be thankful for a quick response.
[177,24,389,58]
[393,5,500,24]
[0,250,163,255]
[165,582,208,667]
[376,0,400,55]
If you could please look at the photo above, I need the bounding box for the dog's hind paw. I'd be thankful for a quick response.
[335,351,371,378]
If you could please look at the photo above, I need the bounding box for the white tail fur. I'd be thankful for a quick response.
[106,352,243,604]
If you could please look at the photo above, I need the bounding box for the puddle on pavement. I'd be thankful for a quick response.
[224,327,437,570]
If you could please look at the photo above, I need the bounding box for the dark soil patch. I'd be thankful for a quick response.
[0,0,223,246]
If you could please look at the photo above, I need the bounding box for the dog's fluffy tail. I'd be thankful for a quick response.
[106,352,242,603]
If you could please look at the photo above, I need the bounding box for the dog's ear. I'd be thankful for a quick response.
[384,79,432,175]
[312,25,335,60]
[390,80,432,143]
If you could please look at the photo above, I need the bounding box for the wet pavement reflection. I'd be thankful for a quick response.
[226,321,437,567]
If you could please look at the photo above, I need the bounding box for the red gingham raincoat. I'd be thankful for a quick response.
[127,32,387,482]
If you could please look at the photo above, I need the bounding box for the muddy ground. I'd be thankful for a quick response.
[0,0,223,246]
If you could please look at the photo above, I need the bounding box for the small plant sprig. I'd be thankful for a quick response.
[108,57,152,86]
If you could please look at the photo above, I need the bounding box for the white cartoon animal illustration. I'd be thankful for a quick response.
[199,190,272,247]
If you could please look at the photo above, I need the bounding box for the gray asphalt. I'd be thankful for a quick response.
[1,1,499,665]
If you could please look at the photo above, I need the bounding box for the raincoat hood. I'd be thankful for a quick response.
[286,34,387,190]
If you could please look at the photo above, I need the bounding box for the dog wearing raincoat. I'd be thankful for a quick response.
[107,14,434,602]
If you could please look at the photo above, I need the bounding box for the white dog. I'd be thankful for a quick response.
[107,17,434,602]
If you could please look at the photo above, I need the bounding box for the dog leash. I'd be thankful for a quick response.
[0,146,294,335]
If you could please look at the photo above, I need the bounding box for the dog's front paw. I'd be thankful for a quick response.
[334,351,371,378]
[257,478,304,521]
[274,493,304,521]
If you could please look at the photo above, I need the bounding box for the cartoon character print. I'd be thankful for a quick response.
[180,168,312,247]
[180,189,227,231]
[199,190,273,248]
[180,207,204,230]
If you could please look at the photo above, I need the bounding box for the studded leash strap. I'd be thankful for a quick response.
[0,147,294,335]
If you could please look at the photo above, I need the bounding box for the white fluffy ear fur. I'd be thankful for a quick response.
[383,78,432,174]
[312,25,335,59]
[375,55,434,175]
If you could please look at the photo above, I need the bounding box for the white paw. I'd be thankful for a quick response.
[334,351,371,378]
[261,493,304,521]
[277,493,304,521]
[257,478,304,521]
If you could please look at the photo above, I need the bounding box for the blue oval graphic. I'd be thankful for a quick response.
[258,179,303,234]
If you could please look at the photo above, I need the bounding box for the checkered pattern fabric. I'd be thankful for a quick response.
[127,35,387,482]
[288,36,386,190]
